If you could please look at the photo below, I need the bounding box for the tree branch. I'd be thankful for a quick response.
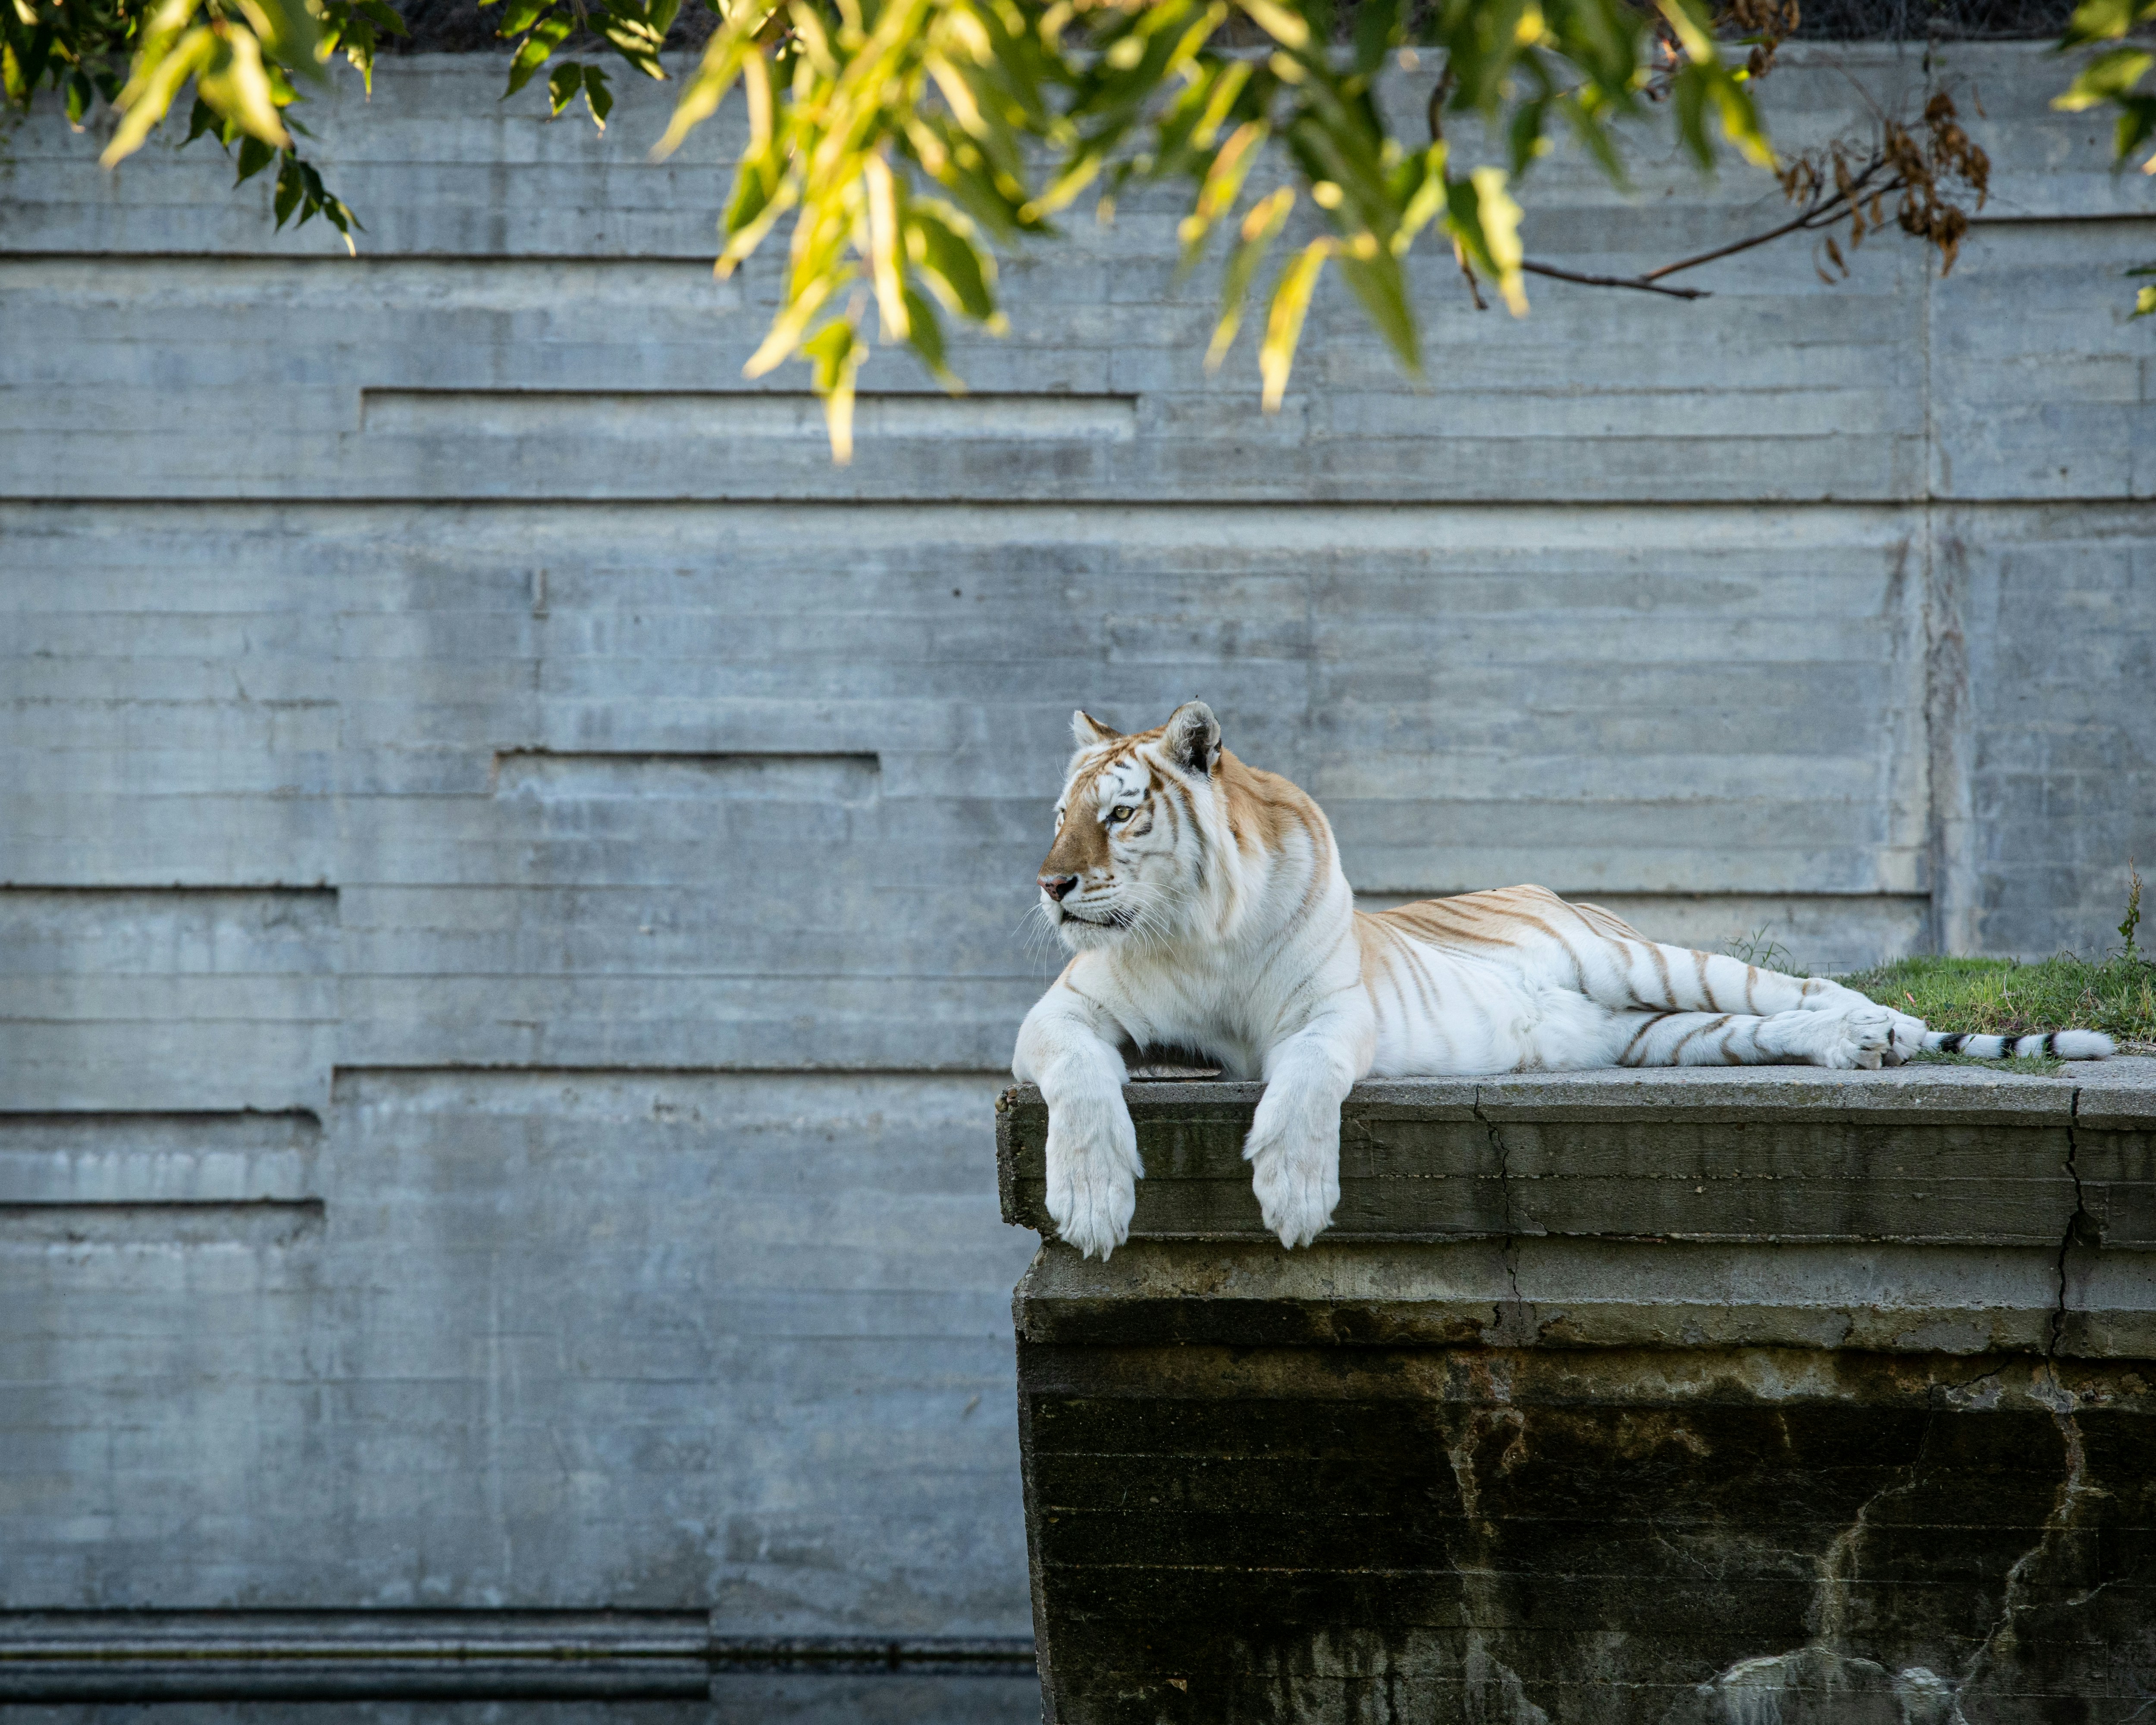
[1518,262,1710,300]
[1514,157,1900,303]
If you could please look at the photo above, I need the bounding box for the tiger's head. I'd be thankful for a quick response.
[1035,700,1225,953]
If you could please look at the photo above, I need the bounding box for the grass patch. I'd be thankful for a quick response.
[1835,952,2156,1063]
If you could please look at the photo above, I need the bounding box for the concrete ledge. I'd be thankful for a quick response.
[997,1059,2156,1251]
[1014,1237,2156,1357]
[1000,1062,2156,1723]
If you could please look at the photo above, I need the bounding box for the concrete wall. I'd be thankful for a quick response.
[0,38,2152,1653]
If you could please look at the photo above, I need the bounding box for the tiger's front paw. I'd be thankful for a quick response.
[1244,1125,1341,1251]
[1045,1096,1139,1261]
[1805,1002,1897,1070]
[1883,1007,1929,1064]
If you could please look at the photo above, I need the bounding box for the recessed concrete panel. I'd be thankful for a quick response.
[0,1073,1035,1622]
[0,890,338,1111]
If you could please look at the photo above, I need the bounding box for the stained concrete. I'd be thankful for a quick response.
[1005,1064,2156,1722]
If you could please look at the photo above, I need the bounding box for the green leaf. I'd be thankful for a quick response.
[103,14,216,167]
[505,14,573,97]
[722,153,787,249]
[14,19,52,94]
[232,0,323,78]
[1238,0,1310,50]
[547,59,582,114]
[1208,182,1294,369]
[743,271,845,377]
[1389,141,1450,248]
[2057,44,2154,111]
[1506,93,1551,174]
[0,10,21,99]
[1351,0,1399,74]
[273,149,304,223]
[798,315,865,463]
[1670,62,1713,169]
[902,285,960,389]
[1334,242,1421,375]
[908,199,1001,325]
[495,0,551,34]
[1175,118,1266,276]
[865,151,909,340]
[649,12,756,159]
[1444,166,1527,313]
[2115,92,2156,163]
[583,63,613,124]
[196,27,291,147]
[2059,0,2151,47]
[1258,235,1330,411]
[235,132,276,181]
[592,2,667,80]
[1557,88,1630,187]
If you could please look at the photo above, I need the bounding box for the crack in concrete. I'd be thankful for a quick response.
[1958,1365,2095,1699]
[1940,1360,2009,1399]
[2049,1085,2089,1359]
[1440,1408,1548,1725]
[1942,1086,2114,1704]
[1811,1399,1940,1653]
[1470,1087,1526,1320]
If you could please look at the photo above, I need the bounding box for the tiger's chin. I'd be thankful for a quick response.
[1053,906,1131,952]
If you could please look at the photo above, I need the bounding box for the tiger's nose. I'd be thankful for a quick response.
[1040,874,1080,902]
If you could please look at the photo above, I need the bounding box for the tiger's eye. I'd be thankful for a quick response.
[1110,805,1135,822]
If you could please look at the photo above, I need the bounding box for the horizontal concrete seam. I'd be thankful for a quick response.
[329,1064,1015,1077]
[0,1108,323,1123]
[0,1637,1034,1664]
[0,884,336,895]
[10,496,2156,512]
[0,1198,322,1212]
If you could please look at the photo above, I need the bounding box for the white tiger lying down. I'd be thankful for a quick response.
[1013,701,2115,1260]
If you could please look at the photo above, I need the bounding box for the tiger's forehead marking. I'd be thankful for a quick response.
[1093,756,1151,813]
[1058,742,1150,818]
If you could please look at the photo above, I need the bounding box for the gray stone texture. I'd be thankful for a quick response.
[0,33,2151,1676]
[1003,1065,2156,1722]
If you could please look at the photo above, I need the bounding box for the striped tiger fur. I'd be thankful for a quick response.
[1013,701,2115,1259]
[1924,1029,2114,1060]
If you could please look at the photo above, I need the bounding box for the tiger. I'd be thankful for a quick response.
[1012,700,2117,1261]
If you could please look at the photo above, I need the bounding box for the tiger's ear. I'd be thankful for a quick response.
[1071,709,1121,748]
[1163,701,1221,778]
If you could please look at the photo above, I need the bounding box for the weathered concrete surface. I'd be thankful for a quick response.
[0,1075,1034,1627]
[1002,1063,2156,1251]
[5,46,2153,970]
[0,37,2150,1684]
[1003,1063,2156,1722]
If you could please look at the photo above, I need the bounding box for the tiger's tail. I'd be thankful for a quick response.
[1923,1029,2115,1060]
